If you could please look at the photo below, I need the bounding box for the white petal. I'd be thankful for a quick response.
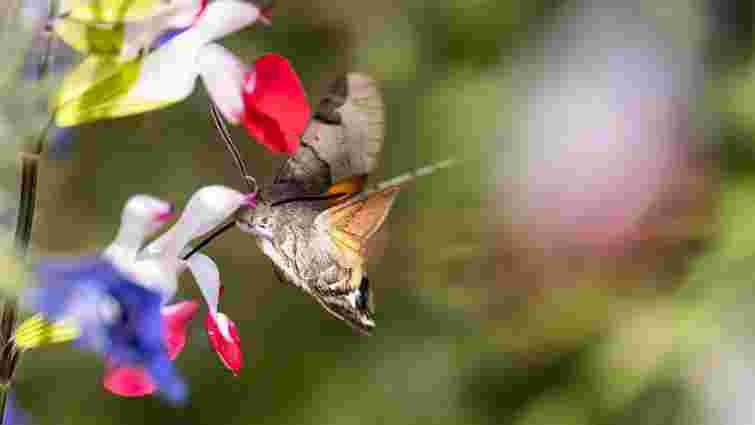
[124,30,204,103]
[145,186,248,259]
[116,0,204,59]
[198,43,247,124]
[184,253,220,316]
[189,0,260,45]
[213,312,233,340]
[161,0,206,28]
[104,195,172,267]
[125,256,181,301]
[121,0,258,104]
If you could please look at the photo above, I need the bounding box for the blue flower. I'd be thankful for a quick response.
[31,257,187,403]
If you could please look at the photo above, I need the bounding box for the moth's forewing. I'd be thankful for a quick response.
[273,73,385,197]
[315,186,401,270]
[327,73,384,182]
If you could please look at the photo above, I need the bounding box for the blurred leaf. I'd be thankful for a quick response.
[15,314,80,349]
[67,0,174,22]
[52,19,124,56]
[52,55,174,126]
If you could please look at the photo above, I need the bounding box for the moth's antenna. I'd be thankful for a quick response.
[209,102,258,195]
[181,221,236,261]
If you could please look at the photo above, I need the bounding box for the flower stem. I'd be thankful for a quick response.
[0,116,52,418]
[0,0,57,415]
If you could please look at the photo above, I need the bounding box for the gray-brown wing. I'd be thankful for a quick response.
[273,73,384,195]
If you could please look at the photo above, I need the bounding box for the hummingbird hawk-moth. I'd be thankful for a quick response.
[235,73,454,334]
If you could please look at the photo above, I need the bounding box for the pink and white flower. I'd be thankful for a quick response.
[97,187,253,396]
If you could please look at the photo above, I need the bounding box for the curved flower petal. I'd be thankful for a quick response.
[130,187,251,300]
[118,0,209,58]
[198,43,247,124]
[125,0,261,104]
[104,194,173,267]
[103,364,156,397]
[161,300,198,359]
[184,252,241,373]
[145,186,250,258]
[184,253,220,316]
[205,312,242,375]
[104,358,186,403]
[183,0,259,46]
[242,53,310,154]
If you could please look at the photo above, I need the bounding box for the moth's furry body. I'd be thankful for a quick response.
[238,184,372,333]
[241,188,343,292]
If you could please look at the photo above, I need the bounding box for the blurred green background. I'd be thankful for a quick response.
[3,0,755,424]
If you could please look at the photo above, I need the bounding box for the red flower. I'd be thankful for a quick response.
[204,312,242,375]
[241,54,310,154]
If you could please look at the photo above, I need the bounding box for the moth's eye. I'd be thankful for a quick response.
[314,101,342,125]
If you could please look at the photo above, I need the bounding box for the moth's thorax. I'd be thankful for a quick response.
[237,194,340,289]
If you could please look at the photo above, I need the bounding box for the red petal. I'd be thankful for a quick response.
[161,300,199,360]
[103,364,156,397]
[242,54,310,154]
[204,312,242,375]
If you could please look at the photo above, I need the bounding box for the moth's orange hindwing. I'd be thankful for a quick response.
[316,186,400,262]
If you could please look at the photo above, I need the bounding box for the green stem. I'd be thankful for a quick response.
[0,116,52,422]
[0,0,58,416]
